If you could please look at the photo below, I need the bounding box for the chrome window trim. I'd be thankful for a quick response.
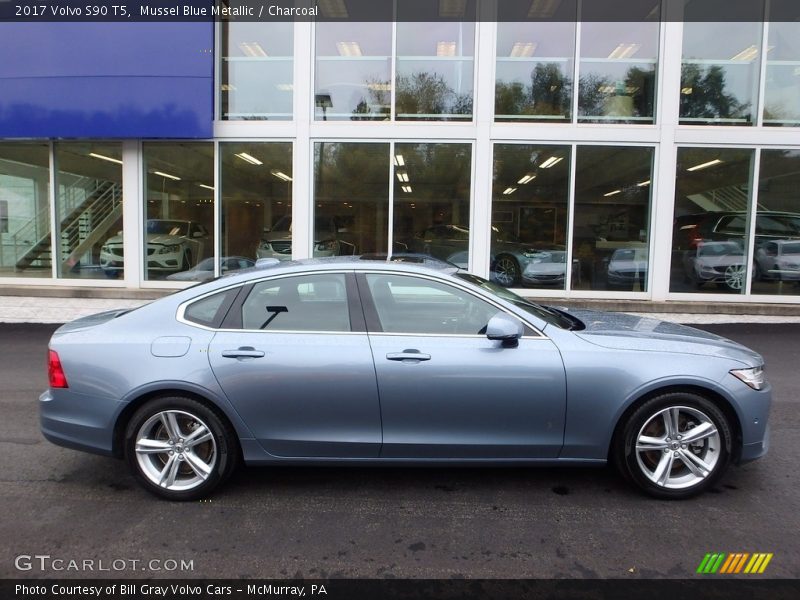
[359,269,548,339]
[176,266,548,339]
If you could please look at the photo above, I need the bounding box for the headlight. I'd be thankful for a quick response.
[315,240,337,252]
[158,244,181,254]
[730,366,766,390]
[101,245,109,253]
[259,241,272,251]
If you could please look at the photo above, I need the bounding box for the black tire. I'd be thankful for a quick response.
[614,392,733,499]
[124,396,239,501]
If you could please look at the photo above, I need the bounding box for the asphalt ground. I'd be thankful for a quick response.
[0,322,798,580]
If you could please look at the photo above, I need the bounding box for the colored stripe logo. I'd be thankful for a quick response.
[696,553,773,574]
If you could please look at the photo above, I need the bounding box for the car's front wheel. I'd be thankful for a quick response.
[124,396,239,500]
[615,393,733,499]
[493,255,521,287]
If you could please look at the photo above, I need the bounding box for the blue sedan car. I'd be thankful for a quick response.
[41,257,771,500]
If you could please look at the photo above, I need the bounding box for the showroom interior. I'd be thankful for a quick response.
[0,0,799,305]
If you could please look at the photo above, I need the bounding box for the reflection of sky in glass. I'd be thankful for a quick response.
[680,23,762,123]
[223,23,293,120]
[315,23,392,120]
[765,22,800,124]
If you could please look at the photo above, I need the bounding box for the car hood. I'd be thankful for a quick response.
[146,233,185,245]
[105,234,123,245]
[564,308,762,366]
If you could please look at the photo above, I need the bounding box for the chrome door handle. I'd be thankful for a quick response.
[386,351,431,362]
[222,347,265,359]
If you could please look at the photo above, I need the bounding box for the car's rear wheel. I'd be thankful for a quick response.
[493,255,521,287]
[615,393,732,499]
[124,396,238,501]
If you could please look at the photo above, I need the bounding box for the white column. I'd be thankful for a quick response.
[292,21,312,260]
[470,17,497,279]
[649,18,684,302]
[122,140,142,288]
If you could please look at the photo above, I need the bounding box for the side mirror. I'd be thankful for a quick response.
[486,312,524,342]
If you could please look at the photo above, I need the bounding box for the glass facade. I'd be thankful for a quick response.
[495,22,575,122]
[142,143,214,281]
[680,22,762,125]
[55,143,123,280]
[221,22,294,120]
[0,143,50,278]
[1,16,799,308]
[579,21,659,124]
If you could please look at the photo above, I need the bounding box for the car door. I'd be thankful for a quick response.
[357,272,567,459]
[207,272,382,458]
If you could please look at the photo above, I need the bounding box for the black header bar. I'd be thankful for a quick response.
[1,0,799,23]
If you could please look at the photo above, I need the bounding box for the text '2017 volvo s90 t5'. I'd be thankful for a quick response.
[41,257,771,500]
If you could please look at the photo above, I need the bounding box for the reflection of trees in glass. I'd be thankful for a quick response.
[351,77,391,121]
[578,66,655,121]
[680,64,750,122]
[395,72,472,119]
[495,63,572,118]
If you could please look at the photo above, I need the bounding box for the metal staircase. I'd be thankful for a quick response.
[14,178,122,272]
[687,184,764,213]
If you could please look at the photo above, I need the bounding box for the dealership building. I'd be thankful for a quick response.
[1,0,799,311]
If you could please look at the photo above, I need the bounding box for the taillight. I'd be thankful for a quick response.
[48,350,69,388]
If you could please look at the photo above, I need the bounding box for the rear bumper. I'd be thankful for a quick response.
[39,389,122,457]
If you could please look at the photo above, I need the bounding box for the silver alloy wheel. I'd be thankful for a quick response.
[134,410,217,492]
[725,264,746,290]
[494,256,519,287]
[635,405,721,489]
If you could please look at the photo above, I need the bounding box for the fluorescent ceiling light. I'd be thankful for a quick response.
[527,0,561,18]
[730,45,759,62]
[394,154,405,167]
[439,0,466,18]
[503,187,517,195]
[510,42,538,58]
[88,152,122,165]
[319,0,348,18]
[437,41,457,57]
[539,156,563,169]
[396,171,410,183]
[517,174,536,184]
[401,185,413,193]
[236,152,263,166]
[336,41,362,57]
[239,42,268,58]
[198,184,215,191]
[276,83,294,91]
[603,189,622,197]
[637,180,651,187]
[681,87,693,95]
[153,171,181,181]
[687,159,723,172]
[271,170,293,182]
[607,43,641,60]
[220,84,237,92]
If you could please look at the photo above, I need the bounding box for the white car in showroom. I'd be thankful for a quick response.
[101,219,209,277]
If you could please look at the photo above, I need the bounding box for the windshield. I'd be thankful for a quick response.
[455,273,583,330]
[147,220,188,236]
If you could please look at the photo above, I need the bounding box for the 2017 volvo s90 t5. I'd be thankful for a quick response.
[40,257,771,500]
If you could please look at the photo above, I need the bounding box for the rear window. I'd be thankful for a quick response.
[184,289,236,328]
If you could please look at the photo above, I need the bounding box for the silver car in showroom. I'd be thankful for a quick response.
[41,257,770,501]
